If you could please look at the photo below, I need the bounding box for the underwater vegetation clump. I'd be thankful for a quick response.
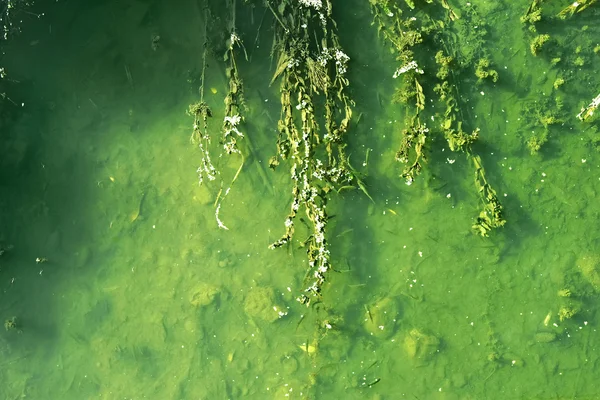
[186,0,600,307]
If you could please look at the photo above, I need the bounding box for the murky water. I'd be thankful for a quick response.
[1,0,599,399]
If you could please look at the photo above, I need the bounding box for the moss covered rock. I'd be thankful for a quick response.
[189,282,220,308]
[243,287,284,323]
[403,328,440,365]
[363,297,401,339]
[577,255,600,290]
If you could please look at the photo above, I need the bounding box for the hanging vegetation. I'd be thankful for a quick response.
[188,0,362,305]
[187,0,546,305]
[369,0,505,236]
[264,0,359,305]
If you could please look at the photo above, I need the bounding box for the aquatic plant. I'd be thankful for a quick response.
[264,0,358,304]
[188,0,599,306]
[369,0,505,236]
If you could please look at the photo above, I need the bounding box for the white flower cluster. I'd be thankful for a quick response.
[223,114,244,154]
[287,58,300,70]
[312,158,352,184]
[334,49,350,75]
[312,159,325,180]
[226,114,241,125]
[284,217,294,228]
[295,99,308,110]
[393,61,424,78]
[2,0,14,40]
[228,32,240,50]
[316,47,351,76]
[196,142,217,185]
[317,48,330,67]
[577,93,600,121]
[224,114,243,134]
[298,0,323,10]
[273,306,288,319]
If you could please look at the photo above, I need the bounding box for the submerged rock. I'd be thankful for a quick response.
[403,328,440,365]
[243,286,285,323]
[534,331,557,343]
[363,297,401,339]
[577,255,600,290]
[189,282,220,308]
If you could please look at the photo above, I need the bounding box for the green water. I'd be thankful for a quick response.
[1,0,599,399]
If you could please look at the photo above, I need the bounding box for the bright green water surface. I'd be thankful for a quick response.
[1,0,600,399]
